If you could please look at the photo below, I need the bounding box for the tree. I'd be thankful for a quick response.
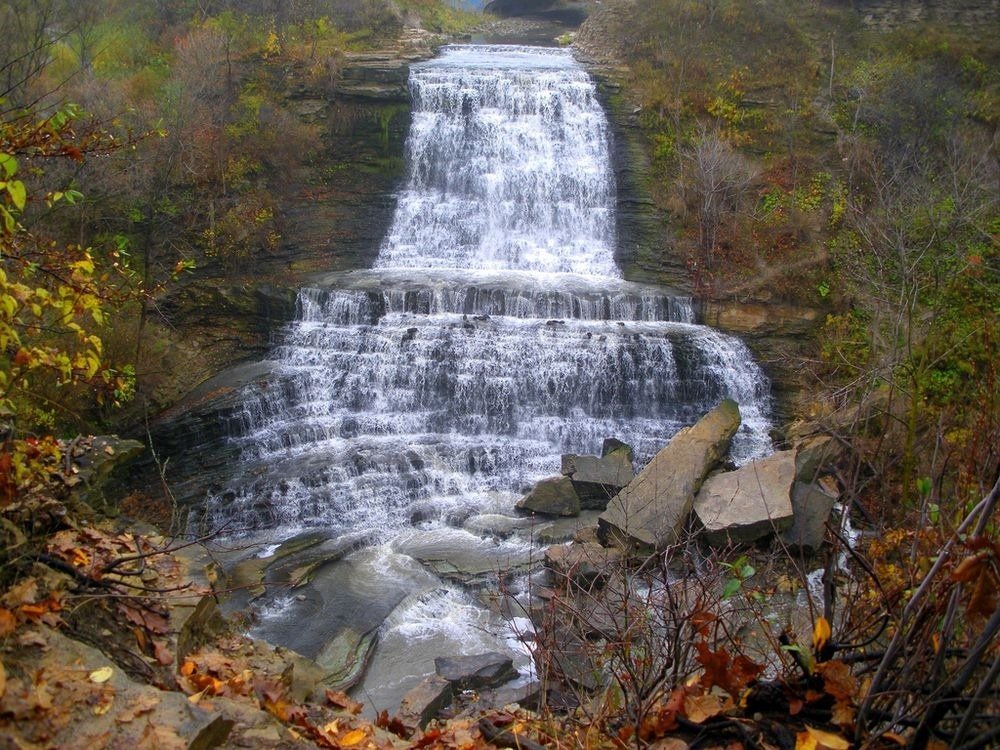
[678,129,758,268]
[0,104,135,436]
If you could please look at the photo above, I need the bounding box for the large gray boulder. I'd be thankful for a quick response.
[560,451,634,510]
[694,450,796,546]
[516,475,580,517]
[398,675,453,730]
[598,400,741,550]
[434,652,517,691]
[781,480,838,553]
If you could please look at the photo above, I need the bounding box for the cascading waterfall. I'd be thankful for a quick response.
[202,45,771,711]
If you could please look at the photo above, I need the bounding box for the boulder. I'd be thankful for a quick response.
[560,452,633,510]
[794,435,843,483]
[473,681,542,711]
[694,450,796,546]
[398,675,453,730]
[434,652,517,691]
[516,475,580,517]
[598,400,741,550]
[545,542,623,588]
[601,438,634,462]
[781,480,838,553]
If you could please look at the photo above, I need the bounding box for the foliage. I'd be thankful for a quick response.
[0,104,136,434]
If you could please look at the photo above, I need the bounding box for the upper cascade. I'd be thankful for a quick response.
[375,45,619,276]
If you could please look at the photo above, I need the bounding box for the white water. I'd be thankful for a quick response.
[205,45,772,711]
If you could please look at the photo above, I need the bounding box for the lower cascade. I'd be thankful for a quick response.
[198,45,772,711]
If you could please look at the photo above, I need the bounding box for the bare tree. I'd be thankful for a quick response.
[678,128,758,267]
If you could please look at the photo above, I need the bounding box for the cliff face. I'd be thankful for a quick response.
[135,37,441,423]
[849,0,999,29]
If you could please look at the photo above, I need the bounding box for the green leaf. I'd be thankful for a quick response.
[0,153,16,178]
[722,578,741,599]
[7,180,26,211]
[0,205,15,233]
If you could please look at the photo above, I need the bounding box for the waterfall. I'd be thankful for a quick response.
[199,45,772,709]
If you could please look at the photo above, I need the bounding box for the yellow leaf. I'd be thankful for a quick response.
[89,666,114,683]
[339,728,367,747]
[796,732,818,750]
[803,725,850,750]
[812,616,831,655]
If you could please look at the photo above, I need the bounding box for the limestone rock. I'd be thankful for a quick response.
[462,514,533,539]
[516,475,580,517]
[545,542,623,588]
[398,675,453,730]
[434,652,517,691]
[781,480,839,553]
[598,400,741,550]
[560,451,633,510]
[601,438,634,462]
[474,681,542,711]
[694,450,796,546]
[794,435,843,483]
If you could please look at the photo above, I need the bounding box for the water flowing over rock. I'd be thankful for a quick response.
[174,45,773,713]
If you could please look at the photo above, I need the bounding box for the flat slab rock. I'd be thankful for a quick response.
[694,450,796,545]
[516,475,580,517]
[434,652,517,691]
[398,675,453,731]
[599,399,741,550]
[781,479,839,553]
[561,451,634,510]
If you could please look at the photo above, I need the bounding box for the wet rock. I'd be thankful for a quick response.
[601,437,634,462]
[398,675,453,730]
[560,451,633,510]
[67,435,144,508]
[472,680,542,711]
[315,627,379,691]
[177,595,228,662]
[526,510,603,546]
[463,514,534,539]
[434,652,517,691]
[694,450,796,546]
[393,527,533,585]
[599,400,741,550]
[516,475,579,517]
[545,542,623,588]
[781,480,839,553]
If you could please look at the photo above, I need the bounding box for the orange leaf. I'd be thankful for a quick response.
[796,725,851,750]
[325,688,363,714]
[0,608,16,637]
[815,661,857,702]
[951,554,985,583]
[339,728,367,747]
[180,660,197,676]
